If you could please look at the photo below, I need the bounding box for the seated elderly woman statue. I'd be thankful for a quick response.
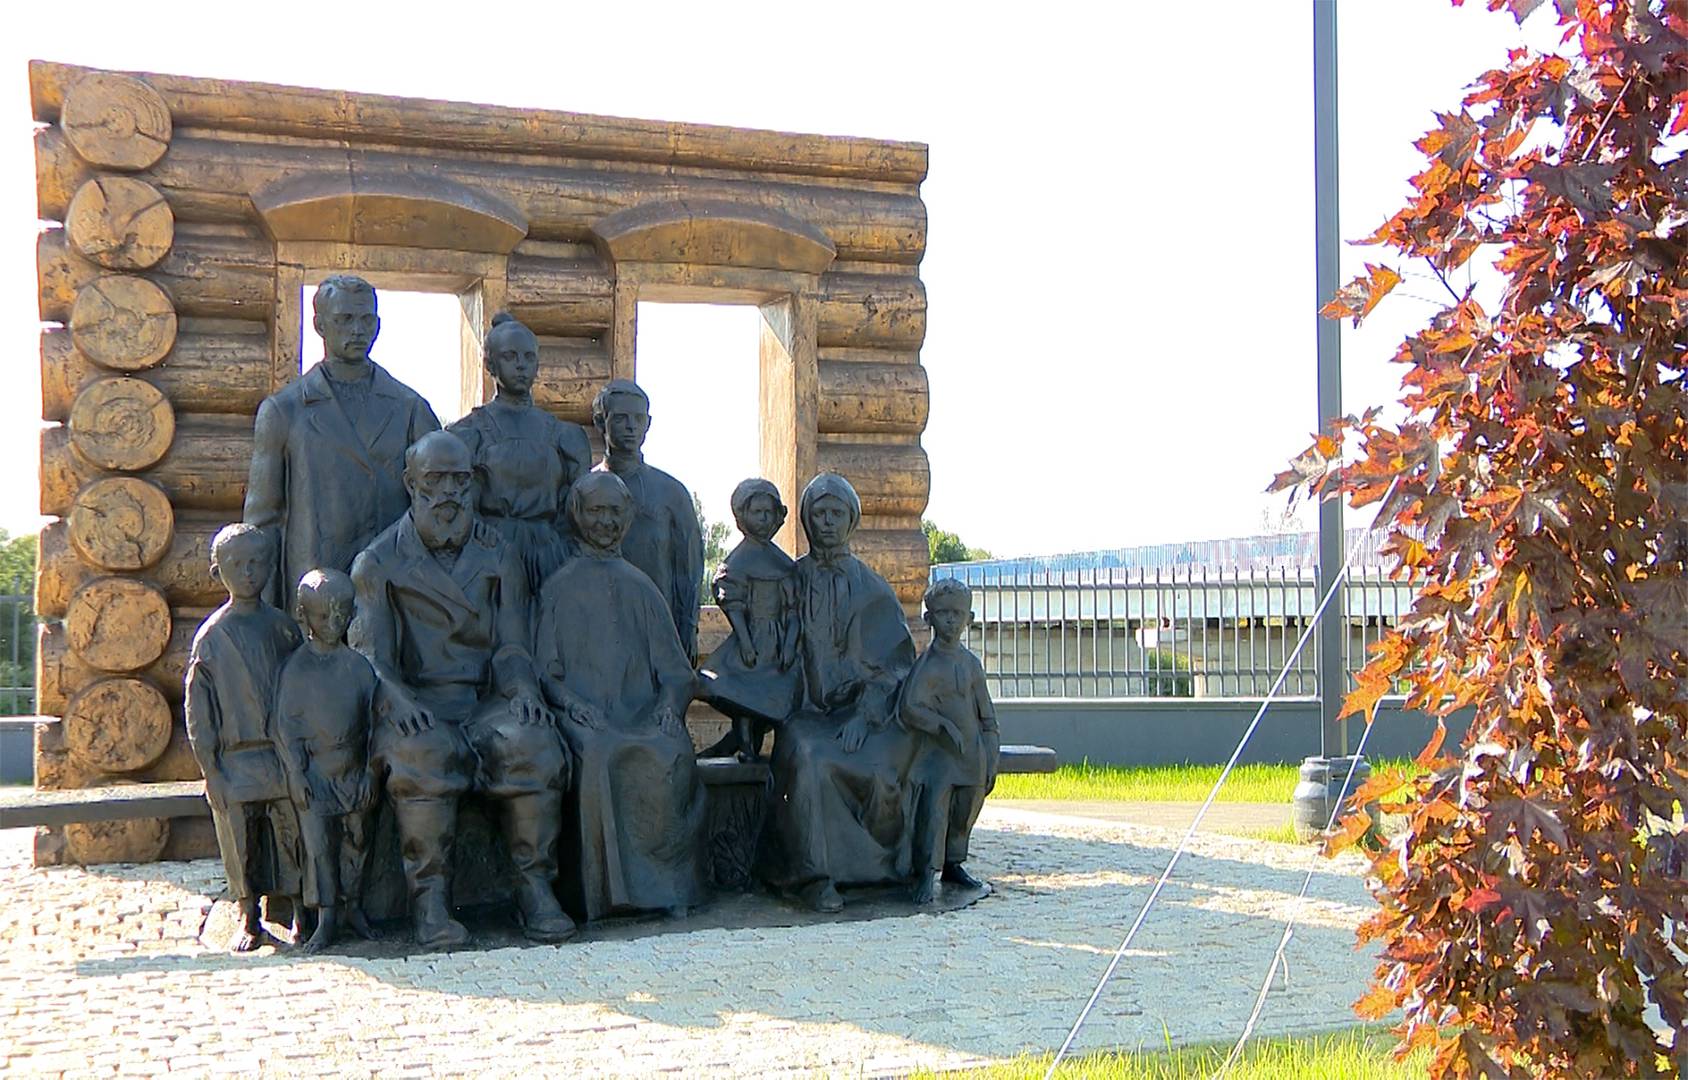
[758,473,919,912]
[535,471,708,921]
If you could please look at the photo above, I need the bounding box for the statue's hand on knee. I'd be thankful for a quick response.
[566,700,606,731]
[384,686,435,737]
[838,715,871,753]
[510,689,552,728]
[653,704,683,738]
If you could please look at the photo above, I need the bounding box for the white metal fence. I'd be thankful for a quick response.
[930,563,1413,700]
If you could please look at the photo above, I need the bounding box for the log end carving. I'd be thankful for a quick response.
[69,378,175,471]
[64,677,172,772]
[61,72,171,171]
[68,476,175,571]
[64,577,172,672]
[69,275,177,370]
[66,177,173,270]
[64,818,170,865]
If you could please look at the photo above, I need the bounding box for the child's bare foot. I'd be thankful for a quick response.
[346,908,380,941]
[910,874,937,905]
[301,906,338,954]
[232,900,263,952]
[801,880,844,913]
[942,862,986,890]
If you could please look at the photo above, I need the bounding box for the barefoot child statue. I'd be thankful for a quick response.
[697,478,801,762]
[274,568,381,952]
[185,524,304,951]
[900,577,1000,904]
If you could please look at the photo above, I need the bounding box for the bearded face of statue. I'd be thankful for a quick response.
[406,433,475,551]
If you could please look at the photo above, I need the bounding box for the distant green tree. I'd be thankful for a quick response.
[0,532,35,589]
[922,520,991,565]
[0,531,36,715]
[694,495,732,606]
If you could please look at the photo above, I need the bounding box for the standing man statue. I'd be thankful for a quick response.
[349,430,575,950]
[591,380,704,661]
[245,275,441,608]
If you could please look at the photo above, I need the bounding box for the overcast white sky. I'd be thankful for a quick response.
[2,1,1566,556]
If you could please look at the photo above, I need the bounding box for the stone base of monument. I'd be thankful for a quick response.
[201,877,992,954]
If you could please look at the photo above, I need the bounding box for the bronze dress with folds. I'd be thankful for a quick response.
[697,537,802,725]
[758,549,918,893]
[535,548,707,921]
[449,399,591,600]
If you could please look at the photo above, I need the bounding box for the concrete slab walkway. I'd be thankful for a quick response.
[0,802,1378,1078]
[991,800,1292,836]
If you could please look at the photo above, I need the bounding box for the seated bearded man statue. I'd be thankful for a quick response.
[349,430,575,949]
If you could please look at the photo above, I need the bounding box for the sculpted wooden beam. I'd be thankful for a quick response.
[39,516,225,617]
[43,324,271,421]
[817,361,930,436]
[32,61,930,186]
[36,128,926,264]
[42,420,252,516]
[38,227,276,323]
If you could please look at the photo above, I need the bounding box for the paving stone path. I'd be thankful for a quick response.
[0,805,1379,1078]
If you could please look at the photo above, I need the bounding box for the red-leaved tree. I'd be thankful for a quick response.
[1272,2,1688,1075]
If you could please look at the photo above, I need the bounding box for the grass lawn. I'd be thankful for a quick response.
[991,760,1414,805]
[1229,822,1302,844]
[913,1026,1423,1079]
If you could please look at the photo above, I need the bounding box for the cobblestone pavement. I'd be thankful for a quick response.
[0,805,1378,1078]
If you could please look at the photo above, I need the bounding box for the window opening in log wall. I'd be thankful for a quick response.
[298,286,467,425]
[635,302,763,543]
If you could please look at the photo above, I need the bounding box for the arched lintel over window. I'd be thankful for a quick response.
[254,172,529,253]
[593,200,836,275]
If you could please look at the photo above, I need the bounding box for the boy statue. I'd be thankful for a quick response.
[274,568,380,953]
[899,577,1000,904]
[590,380,704,660]
[185,524,304,950]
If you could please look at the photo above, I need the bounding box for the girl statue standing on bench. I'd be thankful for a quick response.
[696,478,802,762]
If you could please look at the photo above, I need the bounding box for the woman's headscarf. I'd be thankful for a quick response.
[798,473,861,546]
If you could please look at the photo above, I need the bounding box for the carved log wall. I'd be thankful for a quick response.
[29,61,931,863]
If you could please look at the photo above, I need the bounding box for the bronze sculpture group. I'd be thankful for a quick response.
[184,276,999,952]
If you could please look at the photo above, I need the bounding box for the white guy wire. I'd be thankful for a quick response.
[1043,485,1395,1077]
[1212,711,1383,1078]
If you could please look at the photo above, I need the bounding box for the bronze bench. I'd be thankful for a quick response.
[0,744,1058,832]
